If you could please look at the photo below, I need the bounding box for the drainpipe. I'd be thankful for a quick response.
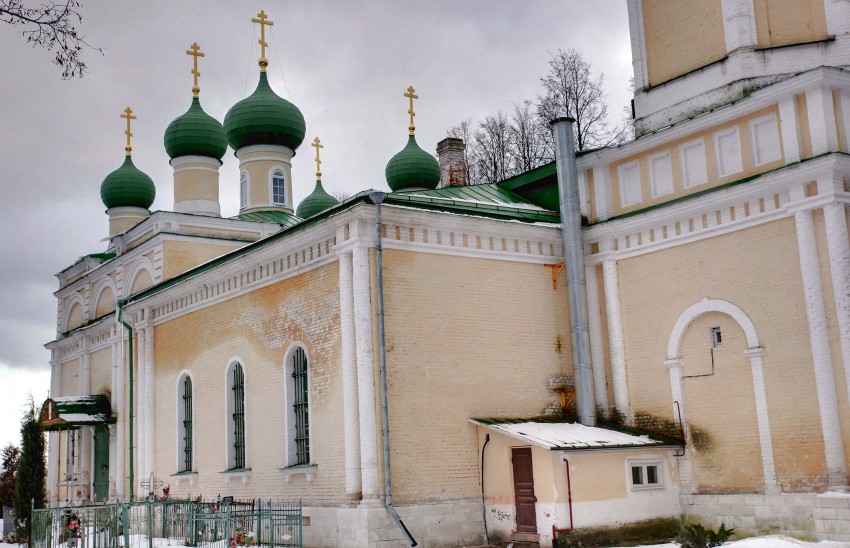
[117,299,135,500]
[370,191,417,547]
[551,117,596,426]
[551,458,574,546]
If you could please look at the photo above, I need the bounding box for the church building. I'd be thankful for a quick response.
[41,1,850,546]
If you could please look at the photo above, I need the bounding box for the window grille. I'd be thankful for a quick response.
[272,170,286,205]
[182,375,193,472]
[292,348,309,465]
[232,363,246,469]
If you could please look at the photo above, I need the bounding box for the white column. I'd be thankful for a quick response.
[795,208,848,486]
[665,358,693,494]
[806,86,840,155]
[143,324,155,488]
[602,260,630,418]
[47,358,60,503]
[339,251,362,498]
[778,96,801,164]
[585,263,609,413]
[112,339,125,500]
[136,326,146,496]
[720,0,757,53]
[353,245,379,502]
[78,344,91,498]
[823,201,850,407]
[745,347,780,494]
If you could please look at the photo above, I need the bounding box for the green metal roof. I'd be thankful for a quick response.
[39,395,114,431]
[100,155,156,210]
[296,179,340,218]
[164,97,228,160]
[224,72,306,152]
[234,210,302,229]
[385,135,440,191]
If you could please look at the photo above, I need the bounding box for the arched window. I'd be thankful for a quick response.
[226,361,246,470]
[240,171,249,209]
[177,373,193,472]
[272,169,286,205]
[285,346,310,465]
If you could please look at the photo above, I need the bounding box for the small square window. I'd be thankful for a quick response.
[629,460,663,490]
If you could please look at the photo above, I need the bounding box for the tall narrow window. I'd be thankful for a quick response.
[231,362,246,469]
[181,375,193,472]
[272,169,286,205]
[292,347,309,465]
[240,171,249,209]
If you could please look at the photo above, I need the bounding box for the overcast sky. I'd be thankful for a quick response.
[0,1,632,450]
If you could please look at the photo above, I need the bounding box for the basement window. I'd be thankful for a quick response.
[629,459,663,490]
[710,327,722,348]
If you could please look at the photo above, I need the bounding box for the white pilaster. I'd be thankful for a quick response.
[112,340,124,500]
[78,343,91,498]
[592,165,613,221]
[665,358,694,494]
[794,208,848,486]
[626,0,648,89]
[143,324,155,490]
[602,260,630,418]
[823,201,850,408]
[47,358,60,503]
[339,251,362,499]
[840,90,850,154]
[745,347,780,494]
[720,0,757,53]
[778,95,802,164]
[353,244,379,502]
[806,86,840,155]
[825,0,850,37]
[136,327,147,496]
[585,264,609,413]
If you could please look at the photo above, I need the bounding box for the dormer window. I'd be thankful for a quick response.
[272,169,286,205]
[240,171,249,209]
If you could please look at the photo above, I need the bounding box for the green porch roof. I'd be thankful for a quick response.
[39,395,114,431]
[233,210,302,229]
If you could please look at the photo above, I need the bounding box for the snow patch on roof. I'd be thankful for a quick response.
[470,419,669,450]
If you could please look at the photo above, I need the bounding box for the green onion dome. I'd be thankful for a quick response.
[224,72,306,152]
[163,97,228,160]
[100,156,156,209]
[385,135,440,191]
[296,180,340,218]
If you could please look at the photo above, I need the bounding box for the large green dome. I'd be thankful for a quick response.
[296,179,340,218]
[164,97,227,160]
[385,135,440,191]
[100,156,156,210]
[224,72,306,152]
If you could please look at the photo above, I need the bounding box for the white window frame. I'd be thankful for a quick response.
[679,138,708,188]
[648,151,674,198]
[714,126,743,178]
[224,358,248,471]
[283,342,313,468]
[627,458,664,491]
[176,371,195,473]
[240,171,249,209]
[269,167,287,206]
[618,160,643,207]
[749,113,782,166]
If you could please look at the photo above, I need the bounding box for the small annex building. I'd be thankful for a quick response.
[43,1,850,546]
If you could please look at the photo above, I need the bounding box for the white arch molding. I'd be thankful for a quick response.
[92,277,118,318]
[62,293,87,332]
[125,258,156,297]
[666,298,779,495]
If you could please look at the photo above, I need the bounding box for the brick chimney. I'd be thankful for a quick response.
[437,137,468,187]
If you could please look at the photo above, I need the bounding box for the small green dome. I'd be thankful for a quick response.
[100,156,156,210]
[385,135,440,191]
[164,97,227,160]
[296,180,340,218]
[224,72,306,152]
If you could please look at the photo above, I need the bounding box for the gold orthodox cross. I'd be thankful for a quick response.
[186,42,204,97]
[312,137,323,179]
[121,107,137,156]
[404,85,418,135]
[252,10,274,71]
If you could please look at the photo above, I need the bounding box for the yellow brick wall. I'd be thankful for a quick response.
[381,250,572,504]
[615,218,828,491]
[152,262,344,504]
[161,240,242,280]
[643,0,727,85]
[61,358,80,397]
[95,286,116,318]
[754,0,828,48]
[90,347,113,397]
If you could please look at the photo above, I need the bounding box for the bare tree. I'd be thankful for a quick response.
[509,100,550,173]
[471,112,511,184]
[0,0,100,78]
[447,119,478,184]
[537,49,624,151]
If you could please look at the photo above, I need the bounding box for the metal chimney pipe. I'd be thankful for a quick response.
[550,117,597,426]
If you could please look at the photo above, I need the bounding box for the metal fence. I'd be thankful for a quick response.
[31,499,302,548]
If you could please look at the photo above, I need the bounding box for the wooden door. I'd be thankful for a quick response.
[93,427,109,501]
[511,447,537,533]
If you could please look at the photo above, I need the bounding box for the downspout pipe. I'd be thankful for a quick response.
[117,299,135,500]
[370,191,417,547]
[551,117,597,426]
